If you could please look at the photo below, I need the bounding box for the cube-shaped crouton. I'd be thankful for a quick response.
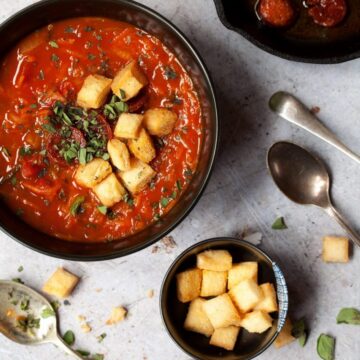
[77,74,112,109]
[203,293,242,329]
[74,158,112,188]
[128,128,156,163]
[118,158,156,194]
[241,311,273,334]
[210,326,240,351]
[274,318,295,349]
[43,268,79,298]
[176,268,202,303]
[228,262,258,289]
[107,139,131,171]
[255,283,278,313]
[143,108,177,137]
[200,270,227,297]
[106,306,127,325]
[111,60,148,101]
[229,279,263,313]
[114,113,143,139]
[322,236,349,263]
[92,173,127,207]
[197,250,232,272]
[184,298,214,337]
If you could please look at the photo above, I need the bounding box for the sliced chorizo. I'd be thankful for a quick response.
[258,0,296,27]
[306,0,347,27]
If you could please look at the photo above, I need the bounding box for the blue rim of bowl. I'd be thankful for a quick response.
[0,0,219,261]
[160,237,289,360]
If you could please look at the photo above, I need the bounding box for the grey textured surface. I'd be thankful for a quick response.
[0,0,359,359]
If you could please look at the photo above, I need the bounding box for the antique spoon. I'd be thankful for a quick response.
[269,91,360,165]
[0,280,83,359]
[267,141,360,247]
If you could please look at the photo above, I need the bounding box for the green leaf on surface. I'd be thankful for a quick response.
[70,196,85,216]
[272,216,287,230]
[317,334,335,360]
[97,206,107,215]
[41,307,56,318]
[63,330,75,346]
[336,308,360,325]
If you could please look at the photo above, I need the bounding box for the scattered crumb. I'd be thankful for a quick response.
[64,300,71,306]
[146,289,154,298]
[310,106,320,115]
[151,245,160,253]
[81,322,92,333]
[243,232,263,245]
[161,236,177,253]
[6,309,16,318]
[95,288,103,293]
[106,306,127,325]
[77,315,86,322]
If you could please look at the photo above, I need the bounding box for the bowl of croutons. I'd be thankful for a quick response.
[160,238,288,359]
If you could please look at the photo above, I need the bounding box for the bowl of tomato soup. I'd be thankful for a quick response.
[0,0,218,260]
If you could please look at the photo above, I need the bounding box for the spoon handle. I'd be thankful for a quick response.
[53,335,84,359]
[269,91,360,165]
[325,206,360,247]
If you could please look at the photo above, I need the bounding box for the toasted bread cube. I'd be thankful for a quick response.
[77,74,112,109]
[200,270,227,297]
[229,279,263,313]
[128,128,156,163]
[274,318,296,348]
[114,113,143,139]
[92,173,126,207]
[228,262,258,289]
[106,306,127,325]
[203,294,242,329]
[255,283,278,313]
[107,139,131,171]
[210,326,240,351]
[118,158,156,194]
[241,311,273,334]
[43,268,79,298]
[197,250,232,272]
[111,60,148,101]
[322,236,349,263]
[143,108,177,137]
[184,298,214,337]
[176,268,202,303]
[74,158,112,188]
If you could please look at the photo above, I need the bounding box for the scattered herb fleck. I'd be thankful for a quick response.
[97,332,107,343]
[20,299,30,311]
[12,278,24,284]
[76,349,90,357]
[272,217,287,230]
[97,205,107,215]
[49,40,59,48]
[164,66,177,80]
[63,330,75,346]
[92,354,104,360]
[50,300,61,311]
[41,307,56,318]
[65,26,75,33]
[70,196,85,216]
[17,265,24,272]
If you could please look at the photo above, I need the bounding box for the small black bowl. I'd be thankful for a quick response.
[214,0,360,64]
[160,238,288,360]
[0,0,218,260]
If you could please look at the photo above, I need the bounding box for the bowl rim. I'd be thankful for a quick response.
[160,237,286,360]
[0,0,219,261]
[213,0,360,64]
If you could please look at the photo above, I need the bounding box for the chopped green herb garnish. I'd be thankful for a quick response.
[12,278,24,284]
[170,191,177,200]
[176,180,182,191]
[10,176,17,186]
[88,53,96,60]
[70,195,85,216]
[97,205,107,215]
[119,89,126,100]
[51,54,60,63]
[123,194,134,207]
[84,26,94,32]
[19,145,32,156]
[97,332,107,343]
[49,40,59,48]
[50,300,61,311]
[76,349,90,357]
[30,103,37,109]
[160,197,169,207]
[173,96,182,105]
[78,148,87,165]
[184,168,192,177]
[17,315,40,332]
[42,123,56,133]
[153,213,160,221]
[20,299,30,311]
[102,152,110,161]
[93,354,104,360]
[39,149,47,156]
[65,26,75,33]
[17,265,24,272]
[63,330,75,346]
[164,66,177,80]
[272,217,287,230]
[41,307,56,318]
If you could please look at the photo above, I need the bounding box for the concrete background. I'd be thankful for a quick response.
[0,0,359,359]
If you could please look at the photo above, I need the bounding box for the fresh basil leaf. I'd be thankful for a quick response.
[317,334,335,360]
[41,307,56,318]
[97,205,107,215]
[298,333,307,347]
[272,216,287,230]
[70,196,85,216]
[336,308,360,325]
[63,330,75,346]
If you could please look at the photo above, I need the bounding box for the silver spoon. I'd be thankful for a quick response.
[267,141,360,247]
[269,91,360,165]
[0,280,83,359]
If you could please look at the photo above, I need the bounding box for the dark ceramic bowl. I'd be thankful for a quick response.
[214,0,360,64]
[0,0,218,261]
[160,238,288,360]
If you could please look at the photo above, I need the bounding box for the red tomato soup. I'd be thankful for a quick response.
[0,17,202,242]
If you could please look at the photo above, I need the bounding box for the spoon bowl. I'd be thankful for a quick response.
[267,141,360,247]
[0,280,82,359]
